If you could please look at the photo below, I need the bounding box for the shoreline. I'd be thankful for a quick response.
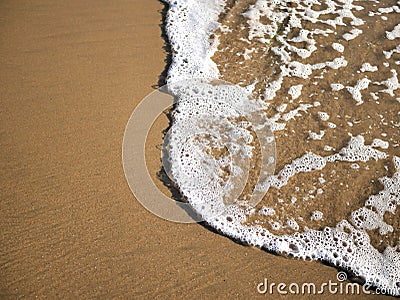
[0,1,395,298]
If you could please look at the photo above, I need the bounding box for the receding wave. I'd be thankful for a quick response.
[163,0,400,295]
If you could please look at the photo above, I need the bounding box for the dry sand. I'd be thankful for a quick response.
[0,1,393,298]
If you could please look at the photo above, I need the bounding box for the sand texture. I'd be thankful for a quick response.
[0,1,395,298]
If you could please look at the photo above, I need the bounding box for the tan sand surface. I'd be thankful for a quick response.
[0,1,393,298]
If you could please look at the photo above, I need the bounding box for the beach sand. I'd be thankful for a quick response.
[0,1,393,298]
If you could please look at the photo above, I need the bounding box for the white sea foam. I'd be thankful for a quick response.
[386,24,400,40]
[332,43,344,53]
[164,0,226,84]
[164,0,400,295]
[360,63,378,73]
[346,78,371,105]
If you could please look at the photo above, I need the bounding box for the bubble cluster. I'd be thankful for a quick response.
[164,0,400,295]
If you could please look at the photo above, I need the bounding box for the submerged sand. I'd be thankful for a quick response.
[0,0,395,298]
[212,0,399,252]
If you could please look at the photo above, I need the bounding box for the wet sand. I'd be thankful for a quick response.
[0,1,393,298]
[212,0,400,253]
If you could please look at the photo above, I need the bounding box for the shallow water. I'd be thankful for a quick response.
[164,0,400,295]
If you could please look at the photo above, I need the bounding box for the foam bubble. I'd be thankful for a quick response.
[311,211,323,221]
[318,112,330,121]
[343,28,363,41]
[331,83,344,91]
[386,24,400,40]
[346,78,371,105]
[288,84,303,100]
[332,43,344,53]
[360,63,378,73]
